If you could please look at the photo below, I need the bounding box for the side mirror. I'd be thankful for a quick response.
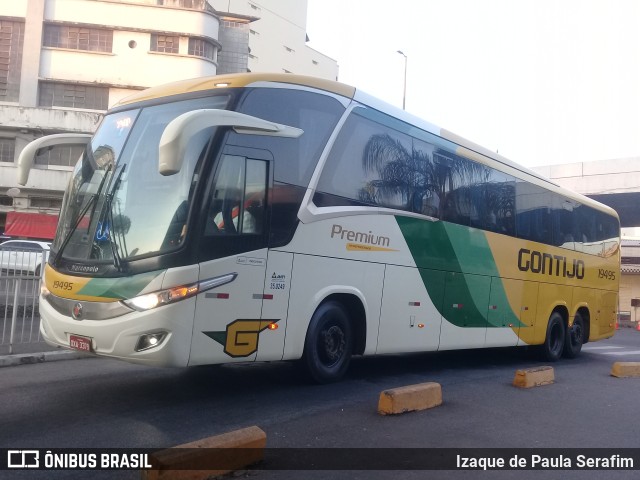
[158,109,303,176]
[17,134,92,185]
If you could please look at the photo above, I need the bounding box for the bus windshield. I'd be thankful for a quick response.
[53,95,229,265]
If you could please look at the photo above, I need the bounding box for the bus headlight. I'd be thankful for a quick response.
[123,283,198,312]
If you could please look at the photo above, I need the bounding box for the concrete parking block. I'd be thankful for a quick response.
[611,362,640,378]
[141,425,266,480]
[377,382,442,415]
[513,366,554,388]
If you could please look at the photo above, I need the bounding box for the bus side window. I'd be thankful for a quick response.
[515,181,551,244]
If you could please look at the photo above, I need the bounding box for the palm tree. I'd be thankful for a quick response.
[358,133,490,222]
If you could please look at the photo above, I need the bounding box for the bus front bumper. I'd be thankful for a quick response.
[38,294,195,367]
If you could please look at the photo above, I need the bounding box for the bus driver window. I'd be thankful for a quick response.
[206,155,266,235]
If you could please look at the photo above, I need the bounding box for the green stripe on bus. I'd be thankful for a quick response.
[77,270,164,300]
[395,216,524,328]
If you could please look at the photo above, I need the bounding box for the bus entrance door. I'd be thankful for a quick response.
[189,153,272,365]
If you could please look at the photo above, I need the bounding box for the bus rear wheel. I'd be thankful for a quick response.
[303,301,353,384]
[541,312,565,362]
[563,312,585,359]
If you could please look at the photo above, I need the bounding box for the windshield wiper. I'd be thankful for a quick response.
[107,204,124,272]
[102,165,128,272]
[52,193,97,267]
[52,163,114,267]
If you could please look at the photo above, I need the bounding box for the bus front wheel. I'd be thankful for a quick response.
[303,301,353,384]
[541,312,565,362]
[563,312,585,359]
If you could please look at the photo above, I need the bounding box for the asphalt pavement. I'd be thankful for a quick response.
[1,327,640,480]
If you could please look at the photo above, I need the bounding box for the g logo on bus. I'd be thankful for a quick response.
[204,319,279,358]
[72,302,83,320]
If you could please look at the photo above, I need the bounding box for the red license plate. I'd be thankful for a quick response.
[70,334,92,352]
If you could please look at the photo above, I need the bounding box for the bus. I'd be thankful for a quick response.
[17,73,620,383]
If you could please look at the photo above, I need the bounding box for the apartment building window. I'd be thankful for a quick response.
[0,138,15,163]
[30,197,63,209]
[157,0,205,8]
[150,34,180,54]
[39,82,109,110]
[0,20,24,102]
[43,24,113,53]
[188,38,216,61]
[0,195,12,207]
[34,144,85,168]
[180,0,201,7]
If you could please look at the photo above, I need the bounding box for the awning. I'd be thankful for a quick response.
[3,211,59,240]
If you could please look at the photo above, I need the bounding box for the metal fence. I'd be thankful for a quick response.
[0,244,50,354]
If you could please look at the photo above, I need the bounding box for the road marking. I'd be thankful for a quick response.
[601,350,640,356]
[583,346,624,350]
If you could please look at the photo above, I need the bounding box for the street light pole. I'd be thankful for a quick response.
[397,50,407,110]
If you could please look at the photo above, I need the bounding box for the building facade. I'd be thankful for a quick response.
[0,0,337,238]
[620,239,640,324]
[208,0,338,79]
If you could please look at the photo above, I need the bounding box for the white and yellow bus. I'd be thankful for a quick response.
[18,73,620,382]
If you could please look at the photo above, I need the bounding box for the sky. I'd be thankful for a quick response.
[305,0,640,168]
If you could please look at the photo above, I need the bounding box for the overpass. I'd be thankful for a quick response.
[532,157,640,228]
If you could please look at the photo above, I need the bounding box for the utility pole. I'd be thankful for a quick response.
[397,50,407,110]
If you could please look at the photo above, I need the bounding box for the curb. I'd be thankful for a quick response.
[0,350,91,367]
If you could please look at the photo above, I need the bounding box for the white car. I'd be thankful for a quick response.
[0,240,51,276]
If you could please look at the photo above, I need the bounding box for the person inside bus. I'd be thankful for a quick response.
[210,188,259,234]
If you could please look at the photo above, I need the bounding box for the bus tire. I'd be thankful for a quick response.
[303,301,353,384]
[541,312,565,362]
[563,312,585,359]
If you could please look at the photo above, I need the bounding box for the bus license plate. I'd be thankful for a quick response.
[70,335,92,352]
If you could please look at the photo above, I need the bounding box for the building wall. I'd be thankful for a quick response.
[208,0,338,79]
[533,157,640,197]
[40,43,217,89]
[38,0,221,106]
[620,272,640,321]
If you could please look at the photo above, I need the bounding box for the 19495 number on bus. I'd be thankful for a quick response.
[53,281,74,291]
[598,269,616,281]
